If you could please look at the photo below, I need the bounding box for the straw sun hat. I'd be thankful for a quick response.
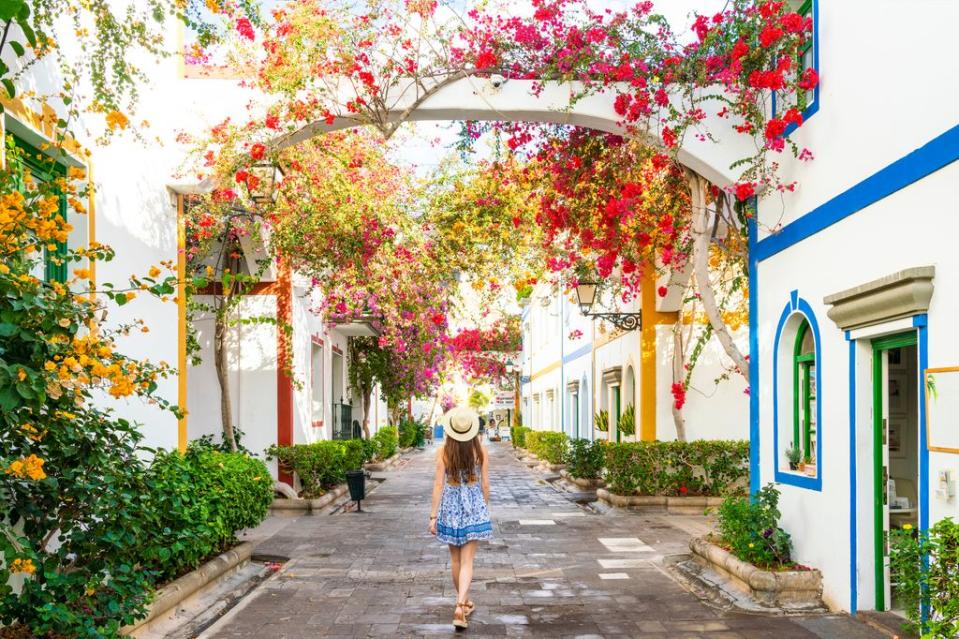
[442,406,480,442]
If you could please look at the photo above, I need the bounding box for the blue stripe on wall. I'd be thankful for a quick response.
[748,213,760,496]
[756,123,959,262]
[563,343,592,365]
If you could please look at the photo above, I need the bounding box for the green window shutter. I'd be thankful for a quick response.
[9,136,69,283]
[792,319,816,463]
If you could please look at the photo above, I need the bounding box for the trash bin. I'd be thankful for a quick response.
[346,469,366,511]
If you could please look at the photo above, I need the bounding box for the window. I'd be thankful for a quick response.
[795,0,815,112]
[793,319,817,469]
[10,136,69,283]
[311,341,324,426]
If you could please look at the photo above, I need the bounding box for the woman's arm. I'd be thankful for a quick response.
[481,445,490,505]
[429,449,445,534]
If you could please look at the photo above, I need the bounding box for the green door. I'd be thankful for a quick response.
[871,331,917,611]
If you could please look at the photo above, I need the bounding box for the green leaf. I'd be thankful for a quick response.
[1,78,15,100]
[8,40,23,56]
[0,2,25,21]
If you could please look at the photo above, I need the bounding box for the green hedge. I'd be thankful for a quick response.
[373,426,398,460]
[511,425,530,448]
[564,439,606,480]
[604,440,749,496]
[267,440,366,498]
[143,445,273,582]
[890,516,959,637]
[526,431,568,464]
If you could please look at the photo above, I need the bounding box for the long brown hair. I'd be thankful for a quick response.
[444,437,483,485]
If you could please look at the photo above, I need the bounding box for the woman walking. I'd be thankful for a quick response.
[429,406,492,630]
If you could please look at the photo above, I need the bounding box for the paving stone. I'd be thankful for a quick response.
[206,443,883,638]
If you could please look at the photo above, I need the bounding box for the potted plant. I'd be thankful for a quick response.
[785,446,801,471]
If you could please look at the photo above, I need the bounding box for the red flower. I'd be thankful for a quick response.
[731,39,749,61]
[431,313,446,326]
[759,25,784,48]
[734,182,755,202]
[798,67,819,91]
[613,93,631,117]
[265,114,280,130]
[783,108,804,127]
[657,286,668,298]
[661,126,677,148]
[654,89,669,107]
[511,216,521,228]
[250,143,266,161]
[780,12,804,33]
[679,484,688,495]
[764,118,787,140]
[671,382,686,410]
[759,1,784,19]
[475,49,498,70]
[236,17,255,41]
[235,169,249,184]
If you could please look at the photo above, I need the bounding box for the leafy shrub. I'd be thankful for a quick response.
[268,439,367,497]
[891,517,959,637]
[142,446,272,583]
[618,404,635,437]
[565,439,606,480]
[398,418,426,448]
[603,440,749,496]
[511,425,530,448]
[373,426,398,460]
[526,431,568,464]
[716,483,791,567]
[594,409,609,432]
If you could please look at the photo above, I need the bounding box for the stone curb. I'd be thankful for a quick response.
[559,469,605,489]
[688,537,823,607]
[120,542,253,635]
[270,483,349,512]
[596,488,724,512]
[364,450,405,472]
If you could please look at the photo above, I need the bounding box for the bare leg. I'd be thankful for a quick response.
[456,541,478,605]
[448,545,461,598]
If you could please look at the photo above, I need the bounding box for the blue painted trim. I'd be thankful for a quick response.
[847,335,858,615]
[563,343,592,365]
[772,294,823,491]
[748,213,760,496]
[756,123,959,262]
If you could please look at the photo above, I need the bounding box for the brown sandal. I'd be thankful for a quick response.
[453,602,469,629]
[463,600,475,617]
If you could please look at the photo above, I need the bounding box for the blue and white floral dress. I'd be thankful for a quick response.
[436,468,493,546]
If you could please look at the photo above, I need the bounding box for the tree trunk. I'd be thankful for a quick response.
[688,172,750,384]
[361,385,372,439]
[213,311,238,452]
[671,325,687,442]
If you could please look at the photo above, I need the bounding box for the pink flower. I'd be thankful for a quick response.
[475,49,498,70]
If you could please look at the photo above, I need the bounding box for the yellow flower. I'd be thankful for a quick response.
[105,111,129,131]
[17,368,26,381]
[9,558,36,574]
[148,266,161,278]
[748,543,754,548]
[73,268,91,280]
[125,291,136,301]
[0,263,9,274]
[4,454,46,481]
[903,524,913,531]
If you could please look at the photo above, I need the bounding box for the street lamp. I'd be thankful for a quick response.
[574,278,642,332]
[249,161,284,208]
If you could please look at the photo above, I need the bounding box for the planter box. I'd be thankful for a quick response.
[689,537,823,609]
[121,542,253,636]
[559,469,604,489]
[270,483,349,513]
[596,489,724,513]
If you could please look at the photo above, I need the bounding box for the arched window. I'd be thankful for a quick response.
[793,319,817,467]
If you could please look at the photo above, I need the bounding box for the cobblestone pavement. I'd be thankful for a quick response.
[208,442,881,639]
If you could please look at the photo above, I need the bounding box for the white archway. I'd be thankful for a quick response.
[277,78,753,188]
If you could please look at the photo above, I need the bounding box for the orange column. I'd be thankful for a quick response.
[639,269,678,441]
[276,265,294,485]
[176,194,188,453]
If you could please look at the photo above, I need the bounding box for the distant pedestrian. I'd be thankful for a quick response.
[429,406,492,630]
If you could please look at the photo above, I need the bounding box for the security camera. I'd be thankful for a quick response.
[490,74,506,88]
